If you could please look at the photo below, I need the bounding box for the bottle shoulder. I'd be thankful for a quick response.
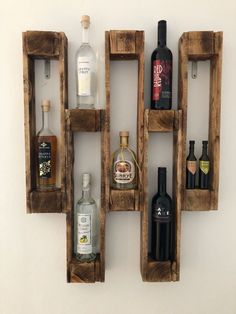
[151,46,172,60]
[76,197,96,206]
[76,44,96,58]
[112,147,136,161]
[37,128,55,137]
[152,192,172,205]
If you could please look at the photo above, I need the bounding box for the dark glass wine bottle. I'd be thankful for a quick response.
[151,20,172,110]
[199,141,210,189]
[186,140,197,189]
[151,167,173,261]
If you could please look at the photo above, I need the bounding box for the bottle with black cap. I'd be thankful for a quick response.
[151,167,173,261]
[186,140,197,189]
[151,20,172,110]
[199,141,210,189]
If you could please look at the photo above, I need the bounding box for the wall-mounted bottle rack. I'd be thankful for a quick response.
[23,28,223,283]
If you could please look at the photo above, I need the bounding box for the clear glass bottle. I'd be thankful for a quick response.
[74,173,97,262]
[36,100,57,190]
[76,15,97,109]
[111,131,137,190]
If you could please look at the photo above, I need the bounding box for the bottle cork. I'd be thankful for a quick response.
[81,15,90,29]
[41,99,51,112]
[119,131,129,137]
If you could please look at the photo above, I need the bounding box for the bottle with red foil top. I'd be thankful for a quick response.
[151,20,172,109]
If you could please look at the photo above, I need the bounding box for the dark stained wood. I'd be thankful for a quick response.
[146,109,181,132]
[110,189,139,211]
[70,255,101,283]
[146,256,172,282]
[179,31,223,212]
[30,189,62,213]
[67,109,103,132]
[23,30,68,214]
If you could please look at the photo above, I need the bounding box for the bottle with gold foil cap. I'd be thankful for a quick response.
[36,99,57,190]
[111,131,137,190]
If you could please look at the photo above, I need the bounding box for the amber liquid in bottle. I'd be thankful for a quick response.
[36,100,57,190]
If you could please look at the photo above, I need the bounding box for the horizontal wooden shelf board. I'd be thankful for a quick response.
[184,189,217,211]
[110,189,139,211]
[145,256,172,282]
[69,254,101,283]
[66,109,104,132]
[29,188,62,213]
[146,109,182,132]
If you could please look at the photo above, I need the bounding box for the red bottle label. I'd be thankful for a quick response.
[152,60,172,101]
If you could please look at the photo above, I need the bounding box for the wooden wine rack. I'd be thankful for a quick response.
[23,31,68,213]
[23,29,223,283]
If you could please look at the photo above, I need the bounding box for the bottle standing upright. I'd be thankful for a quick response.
[151,20,172,110]
[36,100,57,190]
[76,15,97,109]
[151,167,173,261]
[199,141,210,189]
[186,140,197,189]
[74,173,98,262]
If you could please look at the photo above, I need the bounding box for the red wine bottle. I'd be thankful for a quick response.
[186,140,197,189]
[151,20,172,110]
[199,141,210,189]
[151,167,173,261]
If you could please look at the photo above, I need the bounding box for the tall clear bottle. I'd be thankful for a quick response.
[74,173,97,262]
[76,15,97,109]
[111,131,137,190]
[36,100,57,190]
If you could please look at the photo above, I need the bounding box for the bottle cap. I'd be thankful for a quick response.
[82,173,91,189]
[119,131,129,137]
[158,20,167,28]
[158,167,167,174]
[81,15,90,29]
[202,140,208,145]
[41,99,50,112]
[189,140,195,145]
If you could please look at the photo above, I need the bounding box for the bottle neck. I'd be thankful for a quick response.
[158,169,166,195]
[202,144,208,156]
[189,143,195,155]
[42,110,49,130]
[120,136,129,148]
[158,25,166,47]
[82,26,89,44]
[82,186,91,200]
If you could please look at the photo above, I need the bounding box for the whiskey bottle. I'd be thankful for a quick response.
[111,131,137,190]
[36,100,57,190]
[186,140,197,189]
[199,140,210,189]
[74,173,97,262]
[76,15,97,109]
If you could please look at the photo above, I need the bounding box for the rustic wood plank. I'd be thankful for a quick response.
[67,109,103,132]
[25,31,61,58]
[70,255,101,283]
[30,189,62,213]
[188,31,214,60]
[147,109,181,132]
[146,256,172,282]
[110,189,139,211]
[184,189,217,211]
[110,30,136,54]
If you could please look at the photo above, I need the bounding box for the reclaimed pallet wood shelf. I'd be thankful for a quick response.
[179,31,223,211]
[65,108,106,283]
[23,30,68,213]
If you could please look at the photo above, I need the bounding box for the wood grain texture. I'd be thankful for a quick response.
[30,189,62,213]
[179,31,223,212]
[69,255,101,283]
[146,109,181,132]
[67,109,103,132]
[146,256,172,282]
[23,30,68,214]
[110,189,139,211]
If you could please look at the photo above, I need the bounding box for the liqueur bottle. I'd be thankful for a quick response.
[111,131,137,190]
[151,20,172,110]
[76,15,97,109]
[74,173,97,262]
[36,100,57,190]
[151,167,173,261]
[186,140,197,189]
[199,141,210,189]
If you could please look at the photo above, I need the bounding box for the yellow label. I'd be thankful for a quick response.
[200,161,210,175]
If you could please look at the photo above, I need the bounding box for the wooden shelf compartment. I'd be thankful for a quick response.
[146,255,178,282]
[145,109,182,132]
[110,189,139,211]
[23,30,68,213]
[65,109,106,283]
[179,31,223,211]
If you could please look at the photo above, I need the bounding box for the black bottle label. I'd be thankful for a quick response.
[152,60,172,101]
[152,205,172,223]
[38,142,51,178]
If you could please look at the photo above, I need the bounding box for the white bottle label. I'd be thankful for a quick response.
[77,57,91,96]
[113,160,135,184]
[77,214,92,254]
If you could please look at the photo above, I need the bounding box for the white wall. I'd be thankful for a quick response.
[1,0,236,313]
